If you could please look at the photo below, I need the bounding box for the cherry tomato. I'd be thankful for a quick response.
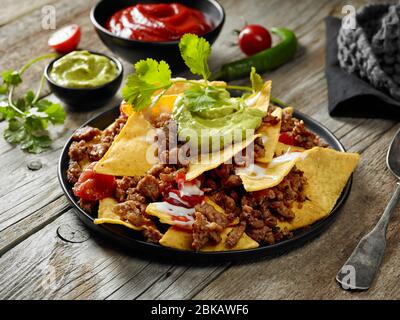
[48,24,81,53]
[279,132,296,146]
[238,24,272,56]
[73,162,116,201]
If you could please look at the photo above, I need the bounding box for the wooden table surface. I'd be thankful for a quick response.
[1,0,399,300]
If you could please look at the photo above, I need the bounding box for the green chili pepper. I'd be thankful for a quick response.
[212,27,298,81]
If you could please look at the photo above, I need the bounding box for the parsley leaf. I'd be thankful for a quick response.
[179,34,211,80]
[121,58,172,111]
[250,67,263,92]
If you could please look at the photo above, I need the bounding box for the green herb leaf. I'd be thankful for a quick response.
[24,90,35,105]
[0,55,65,153]
[179,34,211,80]
[20,134,52,154]
[35,99,66,124]
[0,105,17,121]
[4,119,25,143]
[250,67,263,92]
[135,59,171,87]
[121,58,172,111]
[2,70,22,86]
[0,84,8,95]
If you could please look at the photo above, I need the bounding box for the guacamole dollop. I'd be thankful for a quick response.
[49,51,118,88]
[172,85,266,150]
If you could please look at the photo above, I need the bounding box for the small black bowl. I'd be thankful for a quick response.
[45,51,123,110]
[90,0,225,69]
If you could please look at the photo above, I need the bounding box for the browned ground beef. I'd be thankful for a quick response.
[113,200,149,226]
[280,108,327,149]
[72,126,101,141]
[262,105,280,126]
[192,211,224,250]
[136,175,160,201]
[68,140,87,162]
[67,161,82,184]
[254,137,266,159]
[115,176,141,202]
[226,221,246,248]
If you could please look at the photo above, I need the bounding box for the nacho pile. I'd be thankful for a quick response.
[67,79,359,252]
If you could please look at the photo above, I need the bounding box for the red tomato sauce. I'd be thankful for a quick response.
[106,3,213,42]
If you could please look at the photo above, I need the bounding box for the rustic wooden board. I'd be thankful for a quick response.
[0,0,399,300]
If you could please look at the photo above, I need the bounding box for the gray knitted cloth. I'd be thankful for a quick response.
[338,4,400,100]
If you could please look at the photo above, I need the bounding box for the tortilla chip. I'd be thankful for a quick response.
[246,81,271,113]
[159,226,259,251]
[277,147,359,231]
[277,200,327,231]
[146,197,239,228]
[159,227,193,250]
[296,147,360,213]
[94,197,143,231]
[186,134,261,181]
[237,151,306,192]
[256,107,283,163]
[146,202,195,227]
[274,142,305,156]
[94,112,157,176]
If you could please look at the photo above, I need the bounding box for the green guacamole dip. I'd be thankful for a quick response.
[172,86,266,150]
[49,51,118,88]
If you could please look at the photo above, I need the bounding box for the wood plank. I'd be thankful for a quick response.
[0,209,227,300]
[0,196,69,256]
[0,0,56,26]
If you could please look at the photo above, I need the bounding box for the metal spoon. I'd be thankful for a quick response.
[336,128,400,290]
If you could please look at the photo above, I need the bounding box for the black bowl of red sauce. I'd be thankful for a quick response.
[90,0,225,70]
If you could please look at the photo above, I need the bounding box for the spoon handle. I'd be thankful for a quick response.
[336,182,400,290]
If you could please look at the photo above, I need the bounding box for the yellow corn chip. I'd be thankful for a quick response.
[296,147,360,213]
[94,197,143,231]
[274,142,305,156]
[246,80,271,113]
[277,147,360,230]
[159,226,259,251]
[186,134,261,181]
[237,151,305,192]
[94,112,157,176]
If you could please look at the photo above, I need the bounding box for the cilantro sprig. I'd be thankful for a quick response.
[0,53,66,153]
[121,34,267,112]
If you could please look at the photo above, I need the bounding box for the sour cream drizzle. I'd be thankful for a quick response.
[236,151,307,179]
[268,152,304,168]
[179,180,204,197]
[152,202,195,219]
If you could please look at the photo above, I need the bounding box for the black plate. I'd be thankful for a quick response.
[58,104,352,262]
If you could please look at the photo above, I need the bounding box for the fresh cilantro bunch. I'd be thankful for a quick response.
[0,54,66,153]
[121,34,265,112]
